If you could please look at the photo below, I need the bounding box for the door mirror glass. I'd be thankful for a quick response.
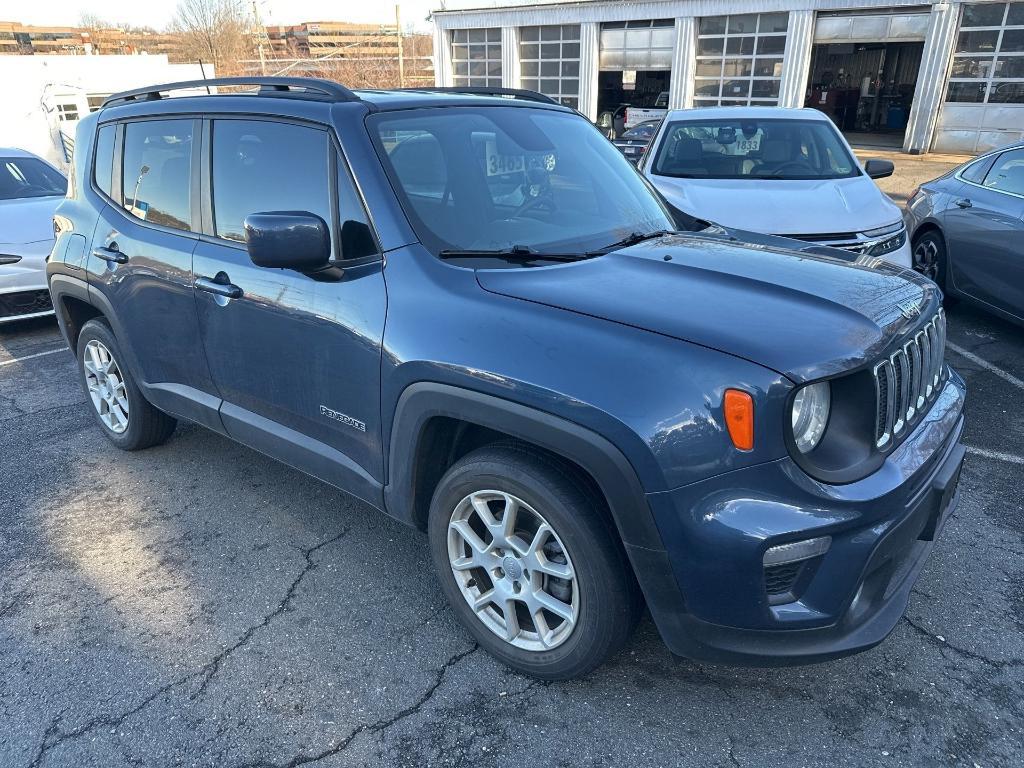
[863,158,895,179]
[244,211,331,272]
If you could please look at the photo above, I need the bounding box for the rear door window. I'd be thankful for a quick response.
[121,120,194,230]
[210,119,332,249]
[981,148,1024,194]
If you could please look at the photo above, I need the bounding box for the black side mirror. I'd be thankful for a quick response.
[244,211,331,272]
[864,158,895,180]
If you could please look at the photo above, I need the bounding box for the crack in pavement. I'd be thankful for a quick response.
[234,644,480,768]
[902,615,1024,670]
[192,526,352,700]
[24,527,352,768]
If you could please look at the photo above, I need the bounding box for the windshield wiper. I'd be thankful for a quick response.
[586,229,673,255]
[438,245,588,262]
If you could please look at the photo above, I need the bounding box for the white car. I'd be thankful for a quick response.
[641,107,912,268]
[0,148,67,323]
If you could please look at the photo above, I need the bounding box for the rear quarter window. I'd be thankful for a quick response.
[93,124,115,198]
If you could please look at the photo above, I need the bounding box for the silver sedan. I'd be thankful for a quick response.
[0,147,67,324]
[905,143,1024,325]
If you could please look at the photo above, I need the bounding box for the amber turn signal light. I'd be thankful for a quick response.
[724,389,754,451]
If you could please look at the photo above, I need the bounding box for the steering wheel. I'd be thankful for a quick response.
[763,161,814,176]
[512,192,556,219]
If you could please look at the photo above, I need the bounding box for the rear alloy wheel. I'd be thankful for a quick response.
[428,444,642,680]
[83,339,130,434]
[76,318,177,451]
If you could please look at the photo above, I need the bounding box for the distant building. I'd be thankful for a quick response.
[0,55,211,170]
[430,0,1024,155]
[0,21,186,60]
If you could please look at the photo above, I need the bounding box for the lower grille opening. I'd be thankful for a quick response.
[765,562,803,597]
[0,290,53,319]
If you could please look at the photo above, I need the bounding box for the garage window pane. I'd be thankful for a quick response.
[995,55,1024,76]
[963,4,1007,27]
[946,81,988,102]
[950,5,1024,102]
[452,29,502,88]
[520,23,581,108]
[957,30,1000,53]
[989,81,1024,102]
[695,13,787,106]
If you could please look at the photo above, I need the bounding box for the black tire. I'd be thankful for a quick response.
[912,229,956,303]
[427,443,643,680]
[76,318,177,450]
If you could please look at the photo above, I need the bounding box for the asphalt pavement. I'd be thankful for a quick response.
[1,300,1022,768]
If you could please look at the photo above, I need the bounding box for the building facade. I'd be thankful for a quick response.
[0,55,210,171]
[430,0,1024,155]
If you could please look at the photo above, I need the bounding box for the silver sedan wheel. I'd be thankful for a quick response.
[913,238,939,280]
[83,339,129,434]
[447,490,579,651]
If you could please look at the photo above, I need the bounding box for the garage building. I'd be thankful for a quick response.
[430,0,1024,155]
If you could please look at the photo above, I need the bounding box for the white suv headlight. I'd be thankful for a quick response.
[791,382,831,453]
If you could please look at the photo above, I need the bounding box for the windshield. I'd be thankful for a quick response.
[622,121,660,139]
[370,107,674,255]
[650,118,860,180]
[0,157,67,200]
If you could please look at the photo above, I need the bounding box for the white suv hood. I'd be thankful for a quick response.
[651,173,901,236]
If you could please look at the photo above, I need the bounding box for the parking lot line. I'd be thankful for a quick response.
[947,342,1024,391]
[966,446,1024,465]
[0,348,66,367]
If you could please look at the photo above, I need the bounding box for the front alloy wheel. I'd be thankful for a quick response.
[83,339,129,433]
[447,490,579,651]
[428,445,642,679]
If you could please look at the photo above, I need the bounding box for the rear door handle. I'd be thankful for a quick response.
[954,198,973,209]
[91,245,128,264]
[195,275,242,299]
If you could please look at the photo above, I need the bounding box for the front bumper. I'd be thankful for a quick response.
[635,370,966,665]
[1,239,54,323]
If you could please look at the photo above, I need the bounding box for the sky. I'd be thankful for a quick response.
[8,0,441,32]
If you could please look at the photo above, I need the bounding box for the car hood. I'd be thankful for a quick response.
[0,195,62,245]
[650,174,901,236]
[476,233,938,383]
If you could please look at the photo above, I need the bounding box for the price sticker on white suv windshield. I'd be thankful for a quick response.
[486,141,525,176]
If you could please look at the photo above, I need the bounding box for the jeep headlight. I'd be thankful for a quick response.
[791,382,831,453]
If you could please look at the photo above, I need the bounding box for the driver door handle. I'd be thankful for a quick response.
[195,275,243,299]
[955,198,973,209]
[91,245,128,264]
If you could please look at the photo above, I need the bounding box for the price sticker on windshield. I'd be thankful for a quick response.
[486,141,526,177]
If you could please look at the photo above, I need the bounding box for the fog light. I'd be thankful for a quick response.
[763,536,832,567]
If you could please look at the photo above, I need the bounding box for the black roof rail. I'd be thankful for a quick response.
[102,77,359,108]
[403,87,561,105]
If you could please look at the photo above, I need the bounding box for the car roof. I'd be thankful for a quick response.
[0,147,42,159]
[98,78,573,116]
[662,106,832,121]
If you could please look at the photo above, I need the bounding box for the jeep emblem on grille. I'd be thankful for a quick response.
[897,299,921,320]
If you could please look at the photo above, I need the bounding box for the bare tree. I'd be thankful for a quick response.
[169,0,254,76]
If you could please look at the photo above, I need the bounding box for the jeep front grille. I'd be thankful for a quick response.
[873,308,946,449]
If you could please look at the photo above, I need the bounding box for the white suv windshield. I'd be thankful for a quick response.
[370,106,675,255]
[650,118,860,180]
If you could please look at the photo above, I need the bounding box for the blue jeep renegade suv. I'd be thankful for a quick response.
[47,78,966,680]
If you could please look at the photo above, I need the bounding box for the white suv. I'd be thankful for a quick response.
[641,107,912,267]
